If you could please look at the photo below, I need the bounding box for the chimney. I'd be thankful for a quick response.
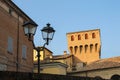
[64,51,67,55]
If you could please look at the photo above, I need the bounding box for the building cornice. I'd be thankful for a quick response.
[66,29,100,35]
[3,0,37,26]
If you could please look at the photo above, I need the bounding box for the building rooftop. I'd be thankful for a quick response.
[86,56,120,70]
[68,56,120,73]
[51,54,73,60]
[66,29,100,34]
[34,62,68,68]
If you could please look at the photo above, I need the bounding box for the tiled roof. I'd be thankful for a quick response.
[51,54,73,60]
[69,56,120,73]
[85,56,120,70]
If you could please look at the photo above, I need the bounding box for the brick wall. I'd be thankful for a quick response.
[0,0,34,72]
[66,29,101,64]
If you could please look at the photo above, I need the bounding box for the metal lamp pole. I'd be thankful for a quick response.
[23,22,55,74]
[35,43,46,74]
[35,47,41,74]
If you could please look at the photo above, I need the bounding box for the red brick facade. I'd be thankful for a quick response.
[0,0,36,72]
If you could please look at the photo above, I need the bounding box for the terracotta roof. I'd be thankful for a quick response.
[85,56,120,70]
[68,56,120,73]
[51,54,73,60]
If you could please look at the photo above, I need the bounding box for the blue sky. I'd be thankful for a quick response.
[12,0,120,58]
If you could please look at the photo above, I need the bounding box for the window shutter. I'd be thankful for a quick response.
[7,36,13,53]
[22,45,27,59]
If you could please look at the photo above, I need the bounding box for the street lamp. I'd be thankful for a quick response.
[23,21,55,74]
[23,21,38,40]
[41,23,55,45]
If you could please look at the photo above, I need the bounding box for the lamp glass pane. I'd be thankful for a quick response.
[42,31,48,40]
[48,32,54,40]
[29,25,37,35]
[24,26,28,35]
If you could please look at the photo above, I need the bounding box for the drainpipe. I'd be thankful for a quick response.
[16,15,19,72]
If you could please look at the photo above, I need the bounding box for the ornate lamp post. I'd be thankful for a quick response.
[23,21,55,74]
[41,23,55,45]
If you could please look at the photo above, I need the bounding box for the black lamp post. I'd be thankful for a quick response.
[41,23,55,45]
[23,21,55,74]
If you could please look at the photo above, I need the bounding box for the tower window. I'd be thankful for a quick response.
[90,44,93,53]
[74,46,78,54]
[78,35,81,40]
[85,45,88,53]
[70,46,73,54]
[92,33,96,38]
[80,45,83,53]
[95,43,98,52]
[85,33,88,39]
[71,35,74,41]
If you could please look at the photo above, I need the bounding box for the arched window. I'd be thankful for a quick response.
[71,35,74,41]
[85,45,88,53]
[90,44,93,53]
[74,46,78,54]
[111,75,120,80]
[78,35,81,40]
[95,43,98,52]
[94,76,103,80]
[70,46,73,54]
[80,45,83,53]
[85,33,88,39]
[92,33,96,38]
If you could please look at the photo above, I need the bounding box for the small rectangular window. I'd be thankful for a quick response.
[22,45,27,59]
[7,36,13,53]
[9,8,12,15]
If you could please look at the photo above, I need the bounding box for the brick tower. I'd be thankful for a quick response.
[66,29,101,64]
